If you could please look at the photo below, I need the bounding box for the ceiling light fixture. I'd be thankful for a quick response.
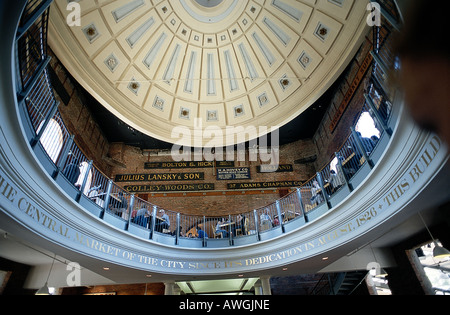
[418,212,450,259]
[433,245,450,259]
[36,255,56,295]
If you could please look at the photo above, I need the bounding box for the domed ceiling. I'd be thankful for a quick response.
[49,0,369,147]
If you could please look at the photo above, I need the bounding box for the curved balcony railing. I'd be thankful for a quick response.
[14,0,401,248]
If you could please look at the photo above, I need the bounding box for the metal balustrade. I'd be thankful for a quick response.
[13,0,402,248]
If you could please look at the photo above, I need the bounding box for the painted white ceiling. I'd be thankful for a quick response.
[49,0,369,147]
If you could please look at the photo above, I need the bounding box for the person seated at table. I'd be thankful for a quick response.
[215,218,229,238]
[336,153,352,180]
[329,169,344,194]
[155,209,170,233]
[171,226,184,237]
[197,225,208,239]
[310,180,324,205]
[233,214,246,236]
[133,205,149,228]
[273,216,280,227]
[111,192,128,218]
[88,185,104,207]
[260,209,273,231]
[63,157,81,188]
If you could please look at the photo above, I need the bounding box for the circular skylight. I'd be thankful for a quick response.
[194,0,224,8]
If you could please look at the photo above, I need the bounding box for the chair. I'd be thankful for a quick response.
[235,218,249,236]
[260,220,272,232]
[283,205,296,223]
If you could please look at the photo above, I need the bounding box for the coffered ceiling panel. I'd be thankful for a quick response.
[49,0,370,147]
[143,86,174,120]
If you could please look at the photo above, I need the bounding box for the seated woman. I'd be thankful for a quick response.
[215,218,229,238]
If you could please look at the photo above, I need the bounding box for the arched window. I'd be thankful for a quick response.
[37,118,64,163]
[355,112,381,139]
[330,156,339,173]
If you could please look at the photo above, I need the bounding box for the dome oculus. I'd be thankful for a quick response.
[194,0,224,8]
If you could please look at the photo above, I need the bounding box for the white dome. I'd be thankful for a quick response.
[49,0,369,147]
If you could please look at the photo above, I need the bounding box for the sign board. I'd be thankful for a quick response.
[256,164,293,173]
[144,161,234,169]
[115,173,204,182]
[216,167,251,180]
[227,181,303,190]
[124,183,215,193]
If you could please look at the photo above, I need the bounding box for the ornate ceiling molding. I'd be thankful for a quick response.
[49,0,370,147]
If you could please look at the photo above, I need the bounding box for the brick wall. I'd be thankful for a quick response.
[48,49,112,176]
[313,37,374,169]
[108,139,317,216]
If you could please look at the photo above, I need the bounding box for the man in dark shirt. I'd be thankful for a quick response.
[63,159,81,187]
[197,226,208,239]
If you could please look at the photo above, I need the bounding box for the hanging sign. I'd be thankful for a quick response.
[115,173,205,182]
[216,167,251,180]
[227,181,303,190]
[257,164,294,173]
[124,183,215,193]
[144,161,234,169]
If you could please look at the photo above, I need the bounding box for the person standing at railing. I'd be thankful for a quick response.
[371,135,379,146]
[356,132,376,156]
[63,157,81,188]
